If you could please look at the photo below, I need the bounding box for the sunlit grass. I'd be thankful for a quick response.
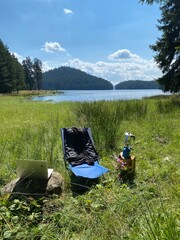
[0,95,179,239]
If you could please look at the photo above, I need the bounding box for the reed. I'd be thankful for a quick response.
[73,100,148,153]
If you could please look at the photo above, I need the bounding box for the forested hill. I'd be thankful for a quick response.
[42,66,113,90]
[115,80,160,89]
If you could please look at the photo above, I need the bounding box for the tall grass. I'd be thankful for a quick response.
[140,207,179,240]
[0,95,179,240]
[156,95,180,114]
[0,97,71,182]
[73,100,148,153]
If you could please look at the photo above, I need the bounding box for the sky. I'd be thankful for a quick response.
[0,0,162,84]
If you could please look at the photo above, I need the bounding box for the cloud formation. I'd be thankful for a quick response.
[63,54,161,84]
[14,48,161,84]
[41,41,66,53]
[108,49,139,60]
[42,61,52,72]
[13,52,25,63]
[63,8,73,15]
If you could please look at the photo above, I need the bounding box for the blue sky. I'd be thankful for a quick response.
[0,0,162,84]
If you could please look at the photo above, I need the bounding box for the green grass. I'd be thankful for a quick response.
[0,95,179,239]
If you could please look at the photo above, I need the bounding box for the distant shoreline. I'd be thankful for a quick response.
[0,90,64,97]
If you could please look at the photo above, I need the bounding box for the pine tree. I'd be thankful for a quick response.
[0,39,12,93]
[139,0,180,93]
[0,39,25,93]
[11,54,25,92]
[22,57,35,90]
[33,58,42,90]
[139,0,164,4]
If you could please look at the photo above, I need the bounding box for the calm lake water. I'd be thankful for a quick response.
[33,89,166,102]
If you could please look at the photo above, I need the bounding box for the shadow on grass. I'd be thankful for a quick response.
[119,171,136,188]
[70,173,99,196]
[3,178,50,201]
[0,178,7,186]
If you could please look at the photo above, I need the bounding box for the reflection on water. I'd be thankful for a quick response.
[32,89,165,102]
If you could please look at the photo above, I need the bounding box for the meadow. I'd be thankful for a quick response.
[0,94,179,240]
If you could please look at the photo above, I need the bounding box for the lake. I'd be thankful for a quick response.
[33,89,166,102]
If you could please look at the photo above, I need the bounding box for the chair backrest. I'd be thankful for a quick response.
[61,127,99,167]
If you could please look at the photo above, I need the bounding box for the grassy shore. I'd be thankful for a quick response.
[0,90,63,97]
[0,95,179,239]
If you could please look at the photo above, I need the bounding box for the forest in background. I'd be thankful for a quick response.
[115,80,160,89]
[0,39,42,93]
[0,39,161,92]
[42,66,113,90]
[1,0,180,96]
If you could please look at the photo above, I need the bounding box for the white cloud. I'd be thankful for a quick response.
[42,61,52,72]
[13,47,161,84]
[63,55,161,84]
[12,52,54,73]
[12,52,25,63]
[108,49,140,60]
[41,41,66,53]
[63,8,73,15]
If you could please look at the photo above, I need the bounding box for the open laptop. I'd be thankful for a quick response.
[16,160,53,180]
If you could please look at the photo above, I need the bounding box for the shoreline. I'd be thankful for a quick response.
[0,90,64,97]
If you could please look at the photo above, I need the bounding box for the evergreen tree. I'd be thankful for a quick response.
[0,39,43,93]
[11,54,25,92]
[22,57,43,90]
[0,39,12,93]
[22,57,35,90]
[33,58,42,90]
[140,0,164,4]
[0,39,25,93]
[115,80,160,89]
[139,0,180,93]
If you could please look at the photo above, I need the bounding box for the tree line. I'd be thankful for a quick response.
[42,66,113,90]
[1,0,180,95]
[0,39,42,93]
[115,80,160,90]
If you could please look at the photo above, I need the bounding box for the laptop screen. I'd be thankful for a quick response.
[16,160,52,179]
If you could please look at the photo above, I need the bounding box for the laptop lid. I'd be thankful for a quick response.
[16,160,53,180]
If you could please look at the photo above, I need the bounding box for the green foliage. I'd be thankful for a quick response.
[140,0,180,93]
[0,95,179,239]
[139,207,180,240]
[115,80,160,90]
[0,196,44,240]
[22,57,43,91]
[73,100,148,153]
[156,95,180,113]
[42,66,113,90]
[0,39,25,93]
[0,39,43,93]
[152,0,180,93]
[139,0,165,4]
[33,58,43,90]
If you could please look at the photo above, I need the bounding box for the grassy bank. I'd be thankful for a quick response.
[0,90,63,97]
[0,95,179,239]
